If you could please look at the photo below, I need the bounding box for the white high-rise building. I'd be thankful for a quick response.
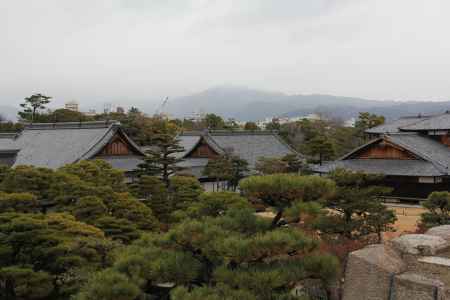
[65,100,79,112]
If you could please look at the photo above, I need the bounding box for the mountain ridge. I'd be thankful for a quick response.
[166,86,450,121]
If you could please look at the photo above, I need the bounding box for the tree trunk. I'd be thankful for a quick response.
[271,211,283,229]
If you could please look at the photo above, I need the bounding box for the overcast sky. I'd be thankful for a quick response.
[1,0,450,110]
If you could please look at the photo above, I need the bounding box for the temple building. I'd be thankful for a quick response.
[177,130,298,180]
[0,121,145,178]
[316,112,450,199]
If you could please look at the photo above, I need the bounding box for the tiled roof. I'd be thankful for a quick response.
[100,156,143,172]
[400,112,450,131]
[314,159,443,177]
[178,131,297,168]
[386,133,450,173]
[0,121,144,170]
[178,158,210,178]
[365,116,431,134]
[333,132,450,176]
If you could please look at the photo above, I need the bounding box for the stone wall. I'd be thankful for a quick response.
[342,225,450,300]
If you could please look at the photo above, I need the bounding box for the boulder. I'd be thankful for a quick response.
[393,272,445,300]
[342,244,405,300]
[426,225,450,242]
[390,234,449,256]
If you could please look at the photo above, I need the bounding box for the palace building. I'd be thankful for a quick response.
[176,130,298,180]
[0,121,145,178]
[316,112,450,199]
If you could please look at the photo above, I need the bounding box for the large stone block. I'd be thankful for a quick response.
[342,244,406,300]
[393,272,444,300]
[390,234,449,256]
[426,225,450,242]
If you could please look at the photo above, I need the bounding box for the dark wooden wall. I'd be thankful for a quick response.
[353,142,416,160]
[99,135,132,156]
[188,141,219,158]
[440,135,450,147]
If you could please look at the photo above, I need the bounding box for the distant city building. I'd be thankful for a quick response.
[65,101,79,112]
[116,106,125,114]
[83,109,97,117]
[103,103,113,114]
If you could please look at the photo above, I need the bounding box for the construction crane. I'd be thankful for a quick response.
[155,96,169,117]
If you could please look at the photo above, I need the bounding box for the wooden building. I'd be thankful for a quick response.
[316,112,450,199]
[0,121,144,178]
[177,130,298,181]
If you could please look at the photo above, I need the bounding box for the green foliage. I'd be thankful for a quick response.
[240,174,335,228]
[306,135,335,165]
[137,133,185,186]
[204,113,225,129]
[169,175,203,211]
[240,174,336,209]
[244,122,259,131]
[0,165,54,205]
[0,163,159,243]
[108,192,159,232]
[355,112,385,134]
[317,168,395,241]
[180,192,251,219]
[203,155,249,191]
[0,121,23,133]
[76,189,338,299]
[0,164,10,182]
[131,175,171,222]
[255,155,309,175]
[60,160,126,192]
[49,108,90,122]
[282,154,310,174]
[72,196,107,221]
[18,93,51,122]
[74,270,140,300]
[0,266,53,300]
[0,213,115,298]
[0,192,38,213]
[255,157,288,175]
[421,191,450,228]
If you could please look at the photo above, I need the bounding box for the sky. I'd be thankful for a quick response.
[1,0,450,111]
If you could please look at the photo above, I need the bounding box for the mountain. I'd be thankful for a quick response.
[166,86,450,121]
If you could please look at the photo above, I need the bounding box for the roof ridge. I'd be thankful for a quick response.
[24,121,120,130]
[181,130,279,136]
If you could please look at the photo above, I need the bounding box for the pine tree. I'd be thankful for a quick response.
[137,133,185,187]
[19,93,51,122]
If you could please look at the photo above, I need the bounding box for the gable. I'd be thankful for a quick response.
[96,132,139,156]
[186,137,220,158]
[348,140,417,160]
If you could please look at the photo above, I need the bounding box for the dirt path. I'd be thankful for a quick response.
[383,204,426,239]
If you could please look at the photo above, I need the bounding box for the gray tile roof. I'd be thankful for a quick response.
[178,158,209,178]
[332,132,450,176]
[100,156,143,172]
[179,131,297,168]
[400,113,450,131]
[314,159,443,177]
[0,121,144,170]
[385,133,450,173]
[365,116,430,134]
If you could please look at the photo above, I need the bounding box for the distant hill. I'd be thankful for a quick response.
[166,86,450,121]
